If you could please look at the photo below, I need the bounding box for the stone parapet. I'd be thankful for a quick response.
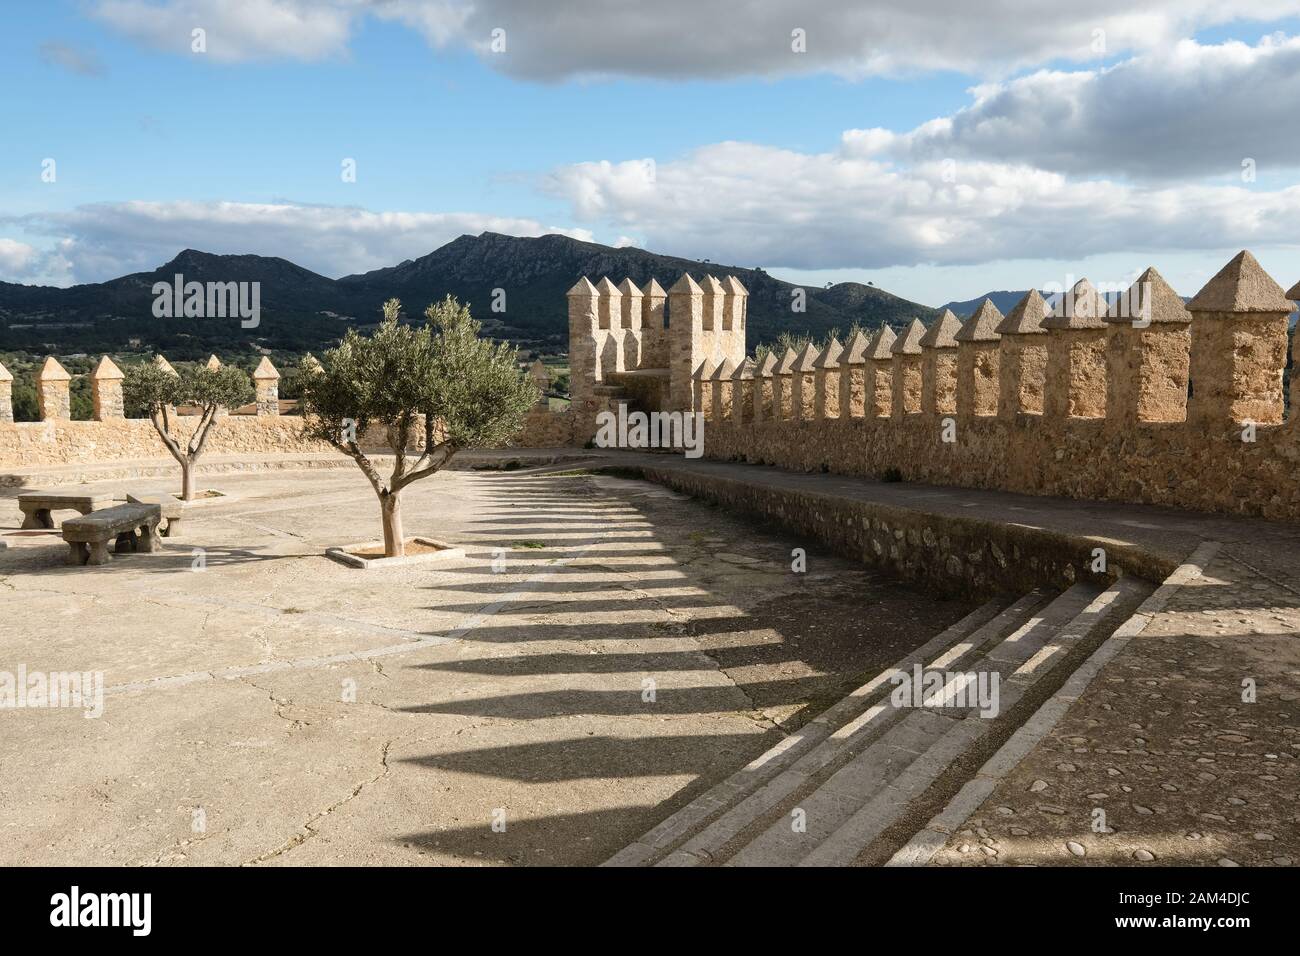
[680,251,1300,524]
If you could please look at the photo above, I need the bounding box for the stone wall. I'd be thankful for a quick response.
[0,410,577,469]
[566,272,749,439]
[692,252,1300,524]
[0,353,578,471]
[634,463,1151,600]
[0,416,335,468]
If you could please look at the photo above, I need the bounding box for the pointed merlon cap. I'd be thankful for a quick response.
[642,277,666,298]
[669,273,703,295]
[617,278,643,298]
[253,356,280,381]
[793,341,819,372]
[37,356,71,382]
[1287,279,1300,302]
[1043,278,1107,330]
[205,354,222,370]
[0,360,12,382]
[712,357,736,380]
[1187,250,1294,314]
[567,276,598,297]
[996,290,1050,335]
[776,347,799,374]
[700,275,724,295]
[813,336,843,369]
[757,351,779,377]
[529,358,550,385]
[890,318,926,355]
[154,354,178,375]
[1104,267,1190,325]
[919,309,962,349]
[89,355,124,381]
[841,328,870,364]
[695,357,716,379]
[722,275,748,296]
[955,299,1004,342]
[733,356,756,380]
[596,276,621,296]
[866,325,897,359]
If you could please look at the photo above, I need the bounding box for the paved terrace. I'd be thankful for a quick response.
[0,449,1296,866]
[0,461,974,866]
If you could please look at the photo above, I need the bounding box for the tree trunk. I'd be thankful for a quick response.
[181,461,195,502]
[380,492,404,557]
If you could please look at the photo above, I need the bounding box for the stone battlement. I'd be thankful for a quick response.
[566,273,749,435]
[689,251,1300,523]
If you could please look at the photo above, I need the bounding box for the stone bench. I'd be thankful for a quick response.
[125,493,185,537]
[62,503,163,566]
[18,491,118,529]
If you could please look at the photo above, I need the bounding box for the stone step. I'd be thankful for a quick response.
[602,596,1016,867]
[607,590,1055,867]
[794,576,1154,867]
[723,582,1104,866]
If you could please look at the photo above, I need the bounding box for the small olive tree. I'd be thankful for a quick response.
[299,296,537,557]
[123,362,254,501]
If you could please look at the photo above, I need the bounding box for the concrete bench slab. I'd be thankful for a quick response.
[125,493,185,537]
[62,503,163,566]
[17,490,119,529]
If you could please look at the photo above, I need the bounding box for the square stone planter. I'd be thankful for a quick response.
[325,536,465,570]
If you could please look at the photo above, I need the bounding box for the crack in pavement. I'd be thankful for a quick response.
[241,736,399,866]
[238,676,311,732]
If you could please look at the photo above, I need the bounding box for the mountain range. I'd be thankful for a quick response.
[0,233,939,359]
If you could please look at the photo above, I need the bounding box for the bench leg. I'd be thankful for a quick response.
[115,530,139,553]
[66,542,89,566]
[86,540,111,566]
[138,522,162,554]
[162,517,182,538]
[21,509,53,530]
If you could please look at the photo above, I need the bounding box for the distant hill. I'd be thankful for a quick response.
[0,233,939,358]
[942,289,1215,317]
[940,291,1053,316]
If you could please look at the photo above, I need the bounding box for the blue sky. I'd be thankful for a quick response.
[5,1,1300,307]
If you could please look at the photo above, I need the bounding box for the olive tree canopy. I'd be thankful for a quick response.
[124,361,253,501]
[299,296,537,557]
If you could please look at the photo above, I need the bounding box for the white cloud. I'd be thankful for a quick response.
[540,34,1300,268]
[545,142,1300,271]
[846,36,1300,179]
[90,0,1300,78]
[0,239,40,278]
[91,0,360,61]
[2,201,589,285]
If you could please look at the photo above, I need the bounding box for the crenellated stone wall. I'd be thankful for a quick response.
[691,252,1300,524]
[0,354,575,470]
[566,271,749,439]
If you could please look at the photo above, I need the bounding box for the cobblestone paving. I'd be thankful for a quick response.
[928,543,1300,866]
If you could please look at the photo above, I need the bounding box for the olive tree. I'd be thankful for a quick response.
[123,361,254,501]
[299,296,537,557]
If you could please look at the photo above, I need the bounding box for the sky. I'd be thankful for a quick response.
[4,1,1300,307]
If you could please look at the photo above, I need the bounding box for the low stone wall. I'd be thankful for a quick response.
[512,407,574,447]
[631,462,1158,600]
[0,407,577,472]
[0,416,334,468]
